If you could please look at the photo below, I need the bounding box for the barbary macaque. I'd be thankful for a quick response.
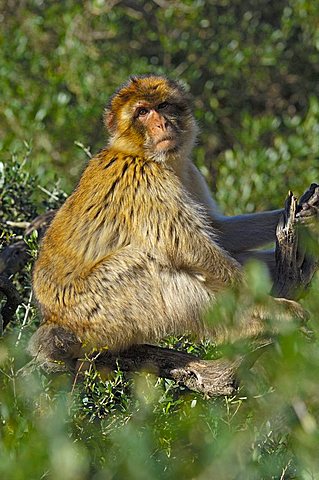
[30,75,310,363]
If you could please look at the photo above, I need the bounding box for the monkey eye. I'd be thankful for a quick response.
[157,102,169,110]
[136,107,149,117]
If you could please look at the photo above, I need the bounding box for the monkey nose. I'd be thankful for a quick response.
[152,112,167,131]
[157,121,166,131]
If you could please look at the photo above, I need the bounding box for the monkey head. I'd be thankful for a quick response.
[104,75,198,161]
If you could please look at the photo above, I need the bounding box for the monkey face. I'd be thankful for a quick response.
[104,75,197,161]
[134,101,181,155]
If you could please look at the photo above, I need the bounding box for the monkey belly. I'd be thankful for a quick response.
[35,250,213,352]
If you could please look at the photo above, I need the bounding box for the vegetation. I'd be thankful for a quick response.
[1,1,319,479]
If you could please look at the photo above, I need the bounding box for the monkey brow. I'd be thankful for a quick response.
[135,93,167,103]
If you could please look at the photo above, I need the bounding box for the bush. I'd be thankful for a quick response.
[1,1,319,478]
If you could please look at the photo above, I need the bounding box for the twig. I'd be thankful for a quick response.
[6,221,31,229]
[15,290,33,346]
[37,185,60,202]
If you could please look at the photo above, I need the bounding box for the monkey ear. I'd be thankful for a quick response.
[104,108,116,133]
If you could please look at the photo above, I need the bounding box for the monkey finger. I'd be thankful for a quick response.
[298,183,319,206]
[296,186,319,222]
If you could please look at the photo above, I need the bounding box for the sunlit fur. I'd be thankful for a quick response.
[30,75,306,362]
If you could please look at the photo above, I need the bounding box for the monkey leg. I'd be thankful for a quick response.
[66,265,214,352]
[29,289,308,366]
[31,247,218,360]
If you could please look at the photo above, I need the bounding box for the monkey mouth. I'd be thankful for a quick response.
[155,137,177,151]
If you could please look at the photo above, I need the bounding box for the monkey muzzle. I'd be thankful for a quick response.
[153,131,178,152]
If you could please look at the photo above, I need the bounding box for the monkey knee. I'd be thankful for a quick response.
[28,324,82,364]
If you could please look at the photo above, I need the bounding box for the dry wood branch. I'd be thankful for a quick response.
[24,342,271,397]
[0,241,28,277]
[94,342,271,396]
[96,345,240,396]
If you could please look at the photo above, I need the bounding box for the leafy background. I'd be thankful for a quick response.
[1,1,319,479]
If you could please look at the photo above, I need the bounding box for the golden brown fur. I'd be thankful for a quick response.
[30,75,305,362]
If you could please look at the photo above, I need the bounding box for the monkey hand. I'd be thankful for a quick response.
[248,297,311,339]
[273,298,313,338]
[217,296,311,345]
[296,183,319,223]
[272,297,309,322]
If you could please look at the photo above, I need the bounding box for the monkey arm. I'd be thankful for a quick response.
[119,161,242,290]
[233,249,276,279]
[154,181,242,289]
[212,210,283,253]
[172,226,242,290]
[185,162,283,253]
